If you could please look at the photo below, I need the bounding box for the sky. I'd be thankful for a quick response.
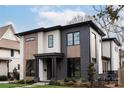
[0,5,98,33]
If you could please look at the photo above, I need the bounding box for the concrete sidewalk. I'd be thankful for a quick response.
[0,81,9,84]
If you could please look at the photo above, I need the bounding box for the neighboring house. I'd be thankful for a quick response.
[102,38,121,80]
[0,25,20,78]
[16,20,105,82]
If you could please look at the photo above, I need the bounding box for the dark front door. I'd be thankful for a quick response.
[46,58,52,80]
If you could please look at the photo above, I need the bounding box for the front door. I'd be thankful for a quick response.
[46,58,52,80]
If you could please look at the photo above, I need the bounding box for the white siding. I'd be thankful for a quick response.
[39,59,44,81]
[0,49,11,58]
[9,58,20,72]
[0,49,20,73]
[2,28,17,41]
[102,42,110,57]
[90,27,103,74]
[111,41,120,70]
[44,30,61,53]
[0,62,8,76]
[38,32,44,53]
[20,36,24,79]
[102,40,120,71]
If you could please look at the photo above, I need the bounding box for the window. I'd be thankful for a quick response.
[26,60,35,76]
[48,35,53,48]
[67,32,80,46]
[102,61,108,73]
[91,32,96,58]
[11,49,14,57]
[74,32,80,45]
[67,33,73,46]
[67,58,80,77]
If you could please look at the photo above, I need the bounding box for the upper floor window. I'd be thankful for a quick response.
[48,35,53,48]
[67,33,73,46]
[11,49,14,57]
[67,32,80,46]
[74,32,80,45]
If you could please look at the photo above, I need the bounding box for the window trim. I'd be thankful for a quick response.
[67,58,81,77]
[26,59,35,76]
[67,32,73,46]
[74,31,80,45]
[48,35,54,48]
[91,32,97,59]
[66,31,80,46]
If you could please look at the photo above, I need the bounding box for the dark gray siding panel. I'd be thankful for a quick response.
[61,25,90,81]
[80,26,90,81]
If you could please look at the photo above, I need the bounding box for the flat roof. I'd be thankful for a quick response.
[15,20,105,36]
[102,38,121,46]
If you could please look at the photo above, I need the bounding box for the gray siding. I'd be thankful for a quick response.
[60,25,91,81]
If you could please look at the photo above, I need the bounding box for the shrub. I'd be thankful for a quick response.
[16,79,25,84]
[16,79,34,84]
[49,80,57,85]
[0,75,8,81]
[25,79,34,84]
[87,63,96,85]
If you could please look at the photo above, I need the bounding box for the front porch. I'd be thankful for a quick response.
[34,53,64,82]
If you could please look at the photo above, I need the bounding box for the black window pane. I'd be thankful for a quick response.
[48,35,53,48]
[67,33,73,46]
[67,58,80,77]
[74,32,80,45]
[26,60,35,76]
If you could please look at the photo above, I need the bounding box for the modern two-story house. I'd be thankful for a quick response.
[0,25,20,78]
[16,21,105,82]
[102,38,121,80]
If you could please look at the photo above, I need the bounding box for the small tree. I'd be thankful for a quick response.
[87,62,96,86]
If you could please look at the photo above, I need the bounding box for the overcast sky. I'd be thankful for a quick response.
[0,5,98,33]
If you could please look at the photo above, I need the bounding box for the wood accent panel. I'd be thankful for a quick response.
[24,33,38,60]
[67,45,80,58]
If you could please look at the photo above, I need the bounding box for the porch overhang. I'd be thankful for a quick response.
[34,52,64,58]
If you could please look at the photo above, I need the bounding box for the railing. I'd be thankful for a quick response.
[100,71,118,81]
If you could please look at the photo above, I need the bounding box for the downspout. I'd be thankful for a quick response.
[110,41,112,71]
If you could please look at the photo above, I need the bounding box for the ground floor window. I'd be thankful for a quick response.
[26,59,35,76]
[102,61,109,73]
[67,58,81,77]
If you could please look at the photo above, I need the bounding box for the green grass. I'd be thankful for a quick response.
[0,83,66,88]
[29,85,66,88]
[0,83,27,88]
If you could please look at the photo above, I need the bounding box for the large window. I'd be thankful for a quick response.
[91,32,96,58]
[48,35,53,48]
[26,60,35,76]
[67,58,81,77]
[67,32,80,46]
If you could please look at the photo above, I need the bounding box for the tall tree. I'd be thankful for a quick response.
[93,5,124,44]
[67,14,93,25]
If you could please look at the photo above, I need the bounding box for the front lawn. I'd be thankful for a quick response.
[0,83,67,88]
[29,85,67,88]
[0,83,27,88]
